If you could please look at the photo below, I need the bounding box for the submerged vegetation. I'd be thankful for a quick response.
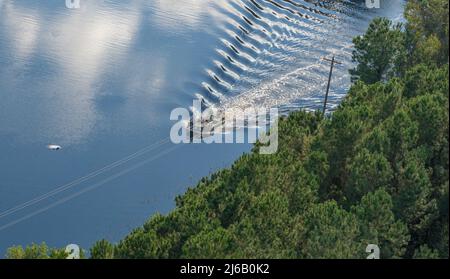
[7,0,449,259]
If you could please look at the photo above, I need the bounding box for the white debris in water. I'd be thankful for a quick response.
[47,144,62,151]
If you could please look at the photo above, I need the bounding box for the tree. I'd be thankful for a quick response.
[413,245,440,259]
[345,149,393,205]
[352,189,410,259]
[114,228,174,259]
[394,152,439,256]
[300,201,360,259]
[182,227,235,259]
[405,0,449,65]
[7,2,449,259]
[90,239,115,259]
[350,18,406,83]
[6,243,68,259]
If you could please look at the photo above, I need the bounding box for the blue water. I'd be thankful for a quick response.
[0,0,404,255]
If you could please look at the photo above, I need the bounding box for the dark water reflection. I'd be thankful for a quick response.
[0,0,403,254]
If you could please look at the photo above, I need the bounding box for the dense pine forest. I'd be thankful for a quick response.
[7,0,449,259]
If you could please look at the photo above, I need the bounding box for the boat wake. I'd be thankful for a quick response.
[192,0,403,114]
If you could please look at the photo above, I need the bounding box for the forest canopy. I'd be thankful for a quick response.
[7,0,449,259]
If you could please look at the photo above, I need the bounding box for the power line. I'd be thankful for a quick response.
[0,144,180,232]
[0,138,171,220]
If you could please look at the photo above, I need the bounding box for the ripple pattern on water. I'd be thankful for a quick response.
[192,0,404,113]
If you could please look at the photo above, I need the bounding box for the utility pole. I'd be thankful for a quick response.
[322,56,342,115]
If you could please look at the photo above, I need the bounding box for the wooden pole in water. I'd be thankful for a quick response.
[322,56,342,115]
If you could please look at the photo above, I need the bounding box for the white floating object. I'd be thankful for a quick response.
[47,144,62,151]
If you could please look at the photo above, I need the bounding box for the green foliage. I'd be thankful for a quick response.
[182,227,235,259]
[6,243,69,259]
[345,149,393,205]
[413,245,440,259]
[300,201,360,259]
[8,1,449,259]
[352,190,409,259]
[114,226,177,259]
[350,18,406,83]
[90,239,115,259]
[405,0,449,66]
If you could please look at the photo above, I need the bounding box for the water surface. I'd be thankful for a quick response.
[0,0,404,254]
